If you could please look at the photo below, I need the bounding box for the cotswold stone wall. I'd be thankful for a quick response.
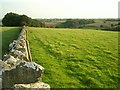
[0,26,50,89]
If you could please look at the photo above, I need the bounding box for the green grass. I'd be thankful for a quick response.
[0,27,21,57]
[28,27,118,88]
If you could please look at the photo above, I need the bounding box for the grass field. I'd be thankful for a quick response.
[1,27,21,57]
[28,27,118,88]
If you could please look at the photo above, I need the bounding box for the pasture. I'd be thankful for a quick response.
[1,27,21,57]
[28,27,118,88]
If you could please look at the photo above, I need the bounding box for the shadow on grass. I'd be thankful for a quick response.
[2,27,21,56]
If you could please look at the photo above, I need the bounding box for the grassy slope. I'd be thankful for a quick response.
[1,27,21,57]
[28,27,118,88]
[82,20,118,29]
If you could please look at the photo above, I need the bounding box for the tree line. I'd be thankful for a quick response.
[2,12,45,27]
[56,19,95,28]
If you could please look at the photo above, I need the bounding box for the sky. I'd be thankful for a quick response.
[0,0,120,19]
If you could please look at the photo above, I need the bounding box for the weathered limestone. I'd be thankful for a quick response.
[2,60,44,88]
[0,60,10,69]
[4,55,18,66]
[1,26,50,89]
[9,40,17,50]
[8,26,29,61]
[14,81,50,90]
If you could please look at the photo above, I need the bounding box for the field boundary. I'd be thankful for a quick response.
[0,26,50,89]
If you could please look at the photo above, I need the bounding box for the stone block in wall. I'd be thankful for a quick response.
[9,40,17,50]
[18,39,26,47]
[10,49,28,61]
[9,39,26,53]
[2,60,44,89]
[14,81,50,90]
[4,55,18,66]
[0,59,11,90]
[0,60,10,69]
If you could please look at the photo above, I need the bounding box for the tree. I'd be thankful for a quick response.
[2,12,45,27]
[63,19,80,28]
[56,19,95,28]
[2,12,20,26]
[100,25,103,28]
[111,24,113,27]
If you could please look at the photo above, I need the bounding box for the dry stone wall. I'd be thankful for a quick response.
[0,26,50,89]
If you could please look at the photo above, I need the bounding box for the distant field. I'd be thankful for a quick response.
[45,20,65,28]
[43,19,118,30]
[28,27,118,88]
[1,27,21,57]
[85,19,118,29]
